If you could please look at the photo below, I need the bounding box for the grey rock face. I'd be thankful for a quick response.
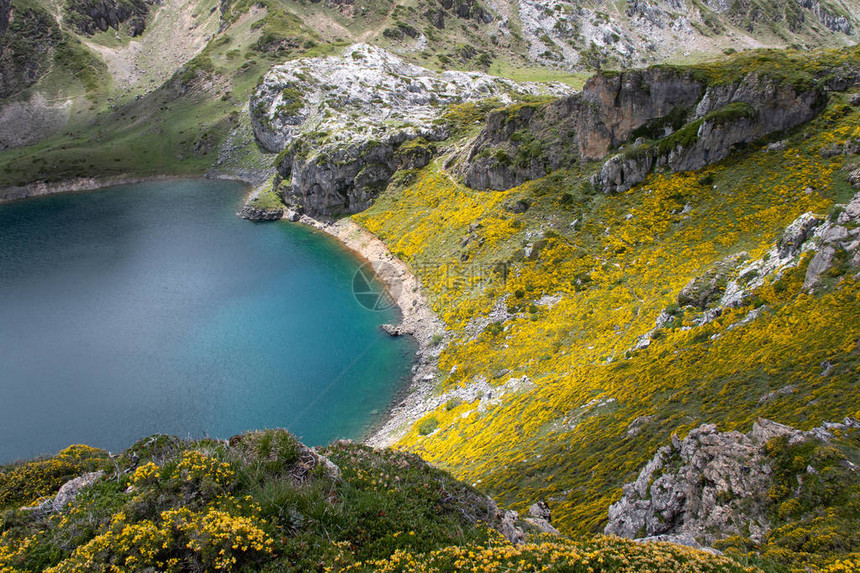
[778,213,823,258]
[605,419,857,545]
[500,509,526,544]
[52,471,104,512]
[460,63,838,193]
[0,0,10,36]
[65,0,157,36]
[459,96,581,190]
[578,68,705,160]
[251,44,570,216]
[804,245,837,289]
[677,253,748,309]
[593,74,828,193]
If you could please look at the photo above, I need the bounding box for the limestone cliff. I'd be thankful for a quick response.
[249,43,571,217]
[458,52,859,193]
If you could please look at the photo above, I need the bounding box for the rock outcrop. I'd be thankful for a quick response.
[456,55,860,193]
[0,0,10,36]
[459,63,838,192]
[237,204,284,221]
[0,1,60,99]
[250,43,571,217]
[65,0,158,36]
[21,471,104,514]
[605,418,859,545]
[457,96,581,191]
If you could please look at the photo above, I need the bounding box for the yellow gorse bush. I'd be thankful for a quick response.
[355,93,860,568]
[173,450,235,485]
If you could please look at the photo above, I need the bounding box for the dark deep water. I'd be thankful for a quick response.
[0,180,414,463]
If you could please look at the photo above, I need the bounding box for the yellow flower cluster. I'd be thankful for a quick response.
[46,506,273,572]
[131,462,160,486]
[343,536,759,572]
[173,450,235,485]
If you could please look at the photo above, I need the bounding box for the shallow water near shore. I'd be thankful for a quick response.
[0,180,415,463]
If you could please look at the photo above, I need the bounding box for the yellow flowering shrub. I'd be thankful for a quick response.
[355,89,860,571]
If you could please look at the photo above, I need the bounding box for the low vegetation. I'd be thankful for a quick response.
[0,430,759,571]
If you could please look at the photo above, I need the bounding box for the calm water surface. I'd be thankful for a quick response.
[0,180,414,463]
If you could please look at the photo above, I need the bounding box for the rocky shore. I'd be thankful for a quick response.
[294,215,449,448]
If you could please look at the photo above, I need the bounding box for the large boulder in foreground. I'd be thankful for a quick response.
[605,417,860,546]
[250,43,571,217]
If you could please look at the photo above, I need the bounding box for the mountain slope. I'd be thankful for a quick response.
[343,48,860,570]
[1,0,858,193]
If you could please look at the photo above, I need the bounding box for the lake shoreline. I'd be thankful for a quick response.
[0,171,443,449]
[0,173,255,205]
[297,215,448,448]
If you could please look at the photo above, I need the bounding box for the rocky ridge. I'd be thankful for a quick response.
[605,417,860,546]
[457,57,859,192]
[510,0,859,72]
[249,43,572,217]
[632,187,860,350]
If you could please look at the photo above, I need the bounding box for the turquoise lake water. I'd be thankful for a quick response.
[0,180,415,463]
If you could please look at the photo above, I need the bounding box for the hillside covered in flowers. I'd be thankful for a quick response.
[2,47,860,572]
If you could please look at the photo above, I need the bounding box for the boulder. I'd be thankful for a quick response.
[604,418,852,545]
[52,471,104,512]
[803,245,836,290]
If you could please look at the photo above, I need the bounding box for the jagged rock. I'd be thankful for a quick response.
[677,253,747,309]
[847,168,860,189]
[528,500,552,521]
[309,448,341,480]
[500,509,526,544]
[237,205,284,221]
[803,245,837,290]
[250,44,570,216]
[380,323,403,336]
[778,212,822,258]
[52,471,104,512]
[605,418,857,545]
[524,517,561,535]
[65,0,157,36]
[0,0,10,36]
